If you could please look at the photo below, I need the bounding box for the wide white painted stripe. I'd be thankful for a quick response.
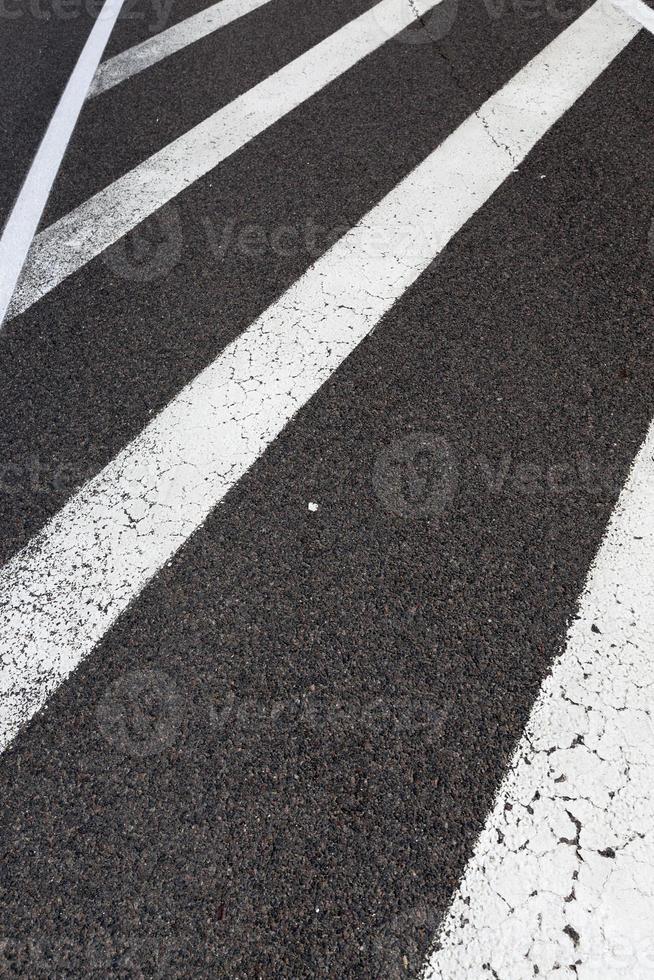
[7,0,440,320]
[89,0,275,98]
[424,423,654,980]
[0,1,638,754]
[0,0,124,329]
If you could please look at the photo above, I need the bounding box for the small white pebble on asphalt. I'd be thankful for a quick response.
[308,502,319,512]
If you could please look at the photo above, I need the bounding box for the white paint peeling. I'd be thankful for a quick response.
[0,1,638,754]
[424,423,654,979]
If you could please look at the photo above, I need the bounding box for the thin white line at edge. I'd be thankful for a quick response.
[0,0,125,329]
[6,0,444,321]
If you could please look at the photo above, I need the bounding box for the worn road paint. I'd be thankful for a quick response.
[0,0,639,754]
[0,0,124,328]
[424,422,654,980]
[89,0,275,98]
[7,0,441,320]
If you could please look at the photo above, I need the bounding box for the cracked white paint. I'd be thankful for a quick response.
[424,424,654,979]
[89,0,275,99]
[8,0,443,320]
[0,0,638,754]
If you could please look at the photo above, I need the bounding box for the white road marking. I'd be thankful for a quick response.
[89,0,275,99]
[424,422,654,980]
[7,0,441,321]
[611,0,654,33]
[0,1,638,754]
[0,0,124,329]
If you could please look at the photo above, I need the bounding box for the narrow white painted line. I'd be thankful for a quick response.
[0,0,124,329]
[611,0,654,33]
[89,0,275,99]
[424,423,654,980]
[0,1,638,754]
[8,0,443,321]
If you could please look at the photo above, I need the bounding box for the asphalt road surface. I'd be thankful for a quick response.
[0,1,653,977]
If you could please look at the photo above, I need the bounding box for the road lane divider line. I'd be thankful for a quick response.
[89,0,276,99]
[8,0,442,321]
[423,420,654,979]
[0,1,639,754]
[0,0,125,329]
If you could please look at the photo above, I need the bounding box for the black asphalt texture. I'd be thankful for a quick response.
[0,1,93,232]
[1,2,653,978]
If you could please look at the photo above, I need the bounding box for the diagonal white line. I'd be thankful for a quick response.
[0,0,124,329]
[0,1,639,755]
[6,0,442,323]
[424,420,654,979]
[89,0,276,99]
